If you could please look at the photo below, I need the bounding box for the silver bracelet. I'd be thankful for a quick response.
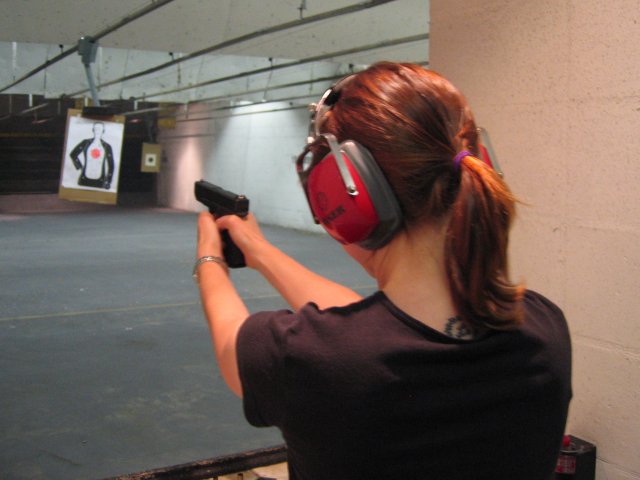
[192,255,228,284]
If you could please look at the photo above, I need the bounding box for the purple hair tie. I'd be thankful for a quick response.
[453,150,471,169]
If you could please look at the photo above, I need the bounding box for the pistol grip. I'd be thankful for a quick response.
[221,229,246,268]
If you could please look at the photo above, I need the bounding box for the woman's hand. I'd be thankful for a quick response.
[197,211,224,259]
[207,211,362,311]
[216,213,269,269]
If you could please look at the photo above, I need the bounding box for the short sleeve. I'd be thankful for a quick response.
[236,309,296,427]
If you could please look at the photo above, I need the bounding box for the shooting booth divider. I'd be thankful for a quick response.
[59,108,125,205]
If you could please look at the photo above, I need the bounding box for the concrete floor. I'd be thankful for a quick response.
[0,206,376,480]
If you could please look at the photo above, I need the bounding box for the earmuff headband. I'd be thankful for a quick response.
[312,74,355,140]
[324,134,358,196]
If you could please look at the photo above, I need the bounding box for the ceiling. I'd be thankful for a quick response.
[0,0,428,64]
[0,0,429,106]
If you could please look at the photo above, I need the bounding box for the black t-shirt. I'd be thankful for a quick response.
[237,290,572,480]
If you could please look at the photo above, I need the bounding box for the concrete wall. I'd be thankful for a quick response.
[204,104,320,229]
[430,1,640,478]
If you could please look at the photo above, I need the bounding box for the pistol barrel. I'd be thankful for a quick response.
[195,180,249,217]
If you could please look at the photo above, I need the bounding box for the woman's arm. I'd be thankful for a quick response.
[196,212,246,397]
[217,214,362,311]
[196,212,362,397]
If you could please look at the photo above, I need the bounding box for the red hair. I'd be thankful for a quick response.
[322,62,524,329]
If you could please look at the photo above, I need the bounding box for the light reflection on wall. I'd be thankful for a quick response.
[158,103,212,212]
[159,100,325,232]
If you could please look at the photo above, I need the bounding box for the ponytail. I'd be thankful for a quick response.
[322,62,524,328]
[446,155,524,329]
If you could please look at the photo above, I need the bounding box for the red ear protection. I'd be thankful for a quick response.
[300,134,402,250]
[298,72,503,251]
[298,130,503,250]
[297,75,402,249]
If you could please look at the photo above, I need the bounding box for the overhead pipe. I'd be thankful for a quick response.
[128,33,429,101]
[65,0,397,98]
[120,72,351,117]
[0,0,177,93]
[190,73,348,107]
[17,103,50,116]
[175,93,321,122]
[183,59,427,114]
[159,105,311,139]
[135,59,428,125]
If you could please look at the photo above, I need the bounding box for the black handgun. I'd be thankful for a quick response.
[194,180,249,268]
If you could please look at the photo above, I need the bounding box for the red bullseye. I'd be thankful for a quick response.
[91,148,101,159]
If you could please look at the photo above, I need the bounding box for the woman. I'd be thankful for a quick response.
[195,62,572,479]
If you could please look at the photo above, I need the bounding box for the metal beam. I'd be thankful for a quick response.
[0,0,177,93]
[121,72,351,117]
[65,0,398,98]
[127,33,429,101]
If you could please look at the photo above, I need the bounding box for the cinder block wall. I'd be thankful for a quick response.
[430,1,640,478]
